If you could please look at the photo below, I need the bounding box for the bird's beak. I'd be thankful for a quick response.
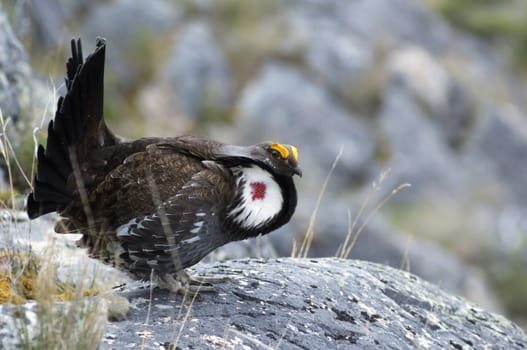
[293,166,302,177]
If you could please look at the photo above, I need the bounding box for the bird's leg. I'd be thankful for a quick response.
[157,270,226,295]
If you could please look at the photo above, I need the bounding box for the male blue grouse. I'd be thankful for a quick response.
[27,38,301,292]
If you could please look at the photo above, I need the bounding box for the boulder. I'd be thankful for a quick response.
[162,22,233,121]
[81,0,179,91]
[0,4,31,121]
[104,258,525,349]
[4,258,523,349]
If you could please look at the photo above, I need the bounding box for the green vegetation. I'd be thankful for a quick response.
[490,252,527,329]
[428,0,527,74]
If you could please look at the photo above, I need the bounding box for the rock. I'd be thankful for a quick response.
[9,0,64,51]
[205,236,278,262]
[0,2,55,182]
[387,46,473,147]
[162,22,233,121]
[378,86,467,201]
[464,106,527,258]
[469,106,527,208]
[81,0,179,91]
[95,258,525,349]
[334,0,451,51]
[0,5,30,120]
[303,19,373,103]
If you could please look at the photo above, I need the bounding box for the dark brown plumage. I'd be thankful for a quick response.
[27,38,301,292]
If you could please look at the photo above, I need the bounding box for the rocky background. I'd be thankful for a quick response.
[1,0,527,331]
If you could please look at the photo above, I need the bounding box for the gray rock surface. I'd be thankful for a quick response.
[378,87,466,200]
[81,0,179,91]
[96,258,525,349]
[469,106,527,208]
[9,0,64,51]
[162,22,233,121]
[0,4,30,120]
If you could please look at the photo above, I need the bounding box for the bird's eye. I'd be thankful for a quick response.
[270,149,281,158]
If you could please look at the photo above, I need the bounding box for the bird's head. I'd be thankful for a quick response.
[251,142,302,178]
[218,141,302,178]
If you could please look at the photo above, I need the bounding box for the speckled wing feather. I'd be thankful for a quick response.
[56,143,200,234]
[114,161,236,278]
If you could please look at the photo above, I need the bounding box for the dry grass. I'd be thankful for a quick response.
[292,147,344,259]
[337,169,411,259]
[0,107,109,349]
[292,147,411,261]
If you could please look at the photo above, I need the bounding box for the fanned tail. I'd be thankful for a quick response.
[27,38,115,219]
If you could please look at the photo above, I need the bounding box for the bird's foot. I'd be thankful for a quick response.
[157,270,227,295]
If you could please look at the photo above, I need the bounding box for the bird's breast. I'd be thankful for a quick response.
[228,165,283,230]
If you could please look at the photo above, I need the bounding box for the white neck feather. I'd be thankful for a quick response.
[229,165,283,230]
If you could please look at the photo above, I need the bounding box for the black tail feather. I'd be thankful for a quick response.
[27,194,64,219]
[27,37,110,219]
[31,179,72,203]
[35,146,69,192]
[44,121,72,175]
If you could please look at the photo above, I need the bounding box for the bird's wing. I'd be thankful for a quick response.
[115,161,235,276]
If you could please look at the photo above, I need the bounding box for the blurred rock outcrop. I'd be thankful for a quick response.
[0,5,30,122]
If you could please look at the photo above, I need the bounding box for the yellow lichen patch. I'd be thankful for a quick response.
[0,274,26,304]
[0,251,100,304]
[84,288,101,297]
[0,265,37,304]
[56,283,76,302]
[56,283,100,302]
[270,143,289,159]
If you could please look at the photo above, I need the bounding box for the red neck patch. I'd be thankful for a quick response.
[250,182,266,201]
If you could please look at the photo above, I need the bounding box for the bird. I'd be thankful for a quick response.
[26,38,301,293]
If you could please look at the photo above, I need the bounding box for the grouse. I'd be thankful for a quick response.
[27,38,301,292]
